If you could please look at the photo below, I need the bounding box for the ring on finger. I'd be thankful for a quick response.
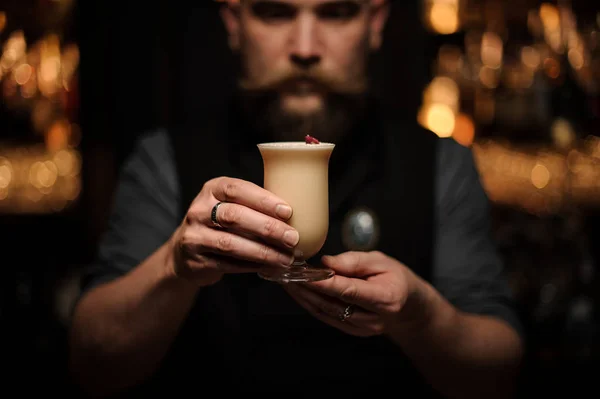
[211,201,226,229]
[339,304,354,322]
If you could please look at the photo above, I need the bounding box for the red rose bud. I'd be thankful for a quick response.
[305,135,320,144]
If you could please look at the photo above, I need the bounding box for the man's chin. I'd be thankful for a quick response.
[281,94,323,116]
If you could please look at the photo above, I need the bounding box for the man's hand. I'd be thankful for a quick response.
[285,251,523,399]
[170,177,299,287]
[283,251,428,337]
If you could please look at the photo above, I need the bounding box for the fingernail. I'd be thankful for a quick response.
[276,204,293,220]
[283,230,300,247]
[279,253,295,266]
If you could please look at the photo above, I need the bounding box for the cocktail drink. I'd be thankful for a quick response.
[257,141,335,283]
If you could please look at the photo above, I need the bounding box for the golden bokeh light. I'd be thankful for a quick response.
[46,119,71,151]
[0,11,6,33]
[452,113,476,147]
[14,63,33,85]
[481,32,503,69]
[551,118,576,149]
[521,46,541,69]
[419,103,456,138]
[428,1,459,35]
[0,157,12,189]
[531,163,551,189]
[539,3,560,31]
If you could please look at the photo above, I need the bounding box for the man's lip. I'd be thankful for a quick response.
[282,78,321,94]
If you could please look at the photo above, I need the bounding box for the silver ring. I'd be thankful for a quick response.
[211,201,225,228]
[339,305,354,322]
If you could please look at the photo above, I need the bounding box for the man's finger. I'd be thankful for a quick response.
[180,225,295,268]
[211,177,293,221]
[211,201,299,250]
[285,285,373,338]
[285,284,380,326]
[303,275,383,313]
[321,251,387,278]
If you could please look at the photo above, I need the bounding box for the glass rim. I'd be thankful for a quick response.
[257,142,335,149]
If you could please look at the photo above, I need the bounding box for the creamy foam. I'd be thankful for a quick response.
[257,142,335,150]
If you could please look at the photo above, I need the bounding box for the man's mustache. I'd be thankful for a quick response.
[238,70,367,94]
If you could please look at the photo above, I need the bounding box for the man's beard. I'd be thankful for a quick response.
[236,69,369,143]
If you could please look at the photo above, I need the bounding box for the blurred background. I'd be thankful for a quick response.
[1,0,599,396]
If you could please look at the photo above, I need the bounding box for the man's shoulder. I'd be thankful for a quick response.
[433,137,483,208]
[436,137,473,168]
[120,128,179,196]
[379,112,472,170]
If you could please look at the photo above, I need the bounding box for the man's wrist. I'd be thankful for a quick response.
[389,274,457,341]
[160,231,200,292]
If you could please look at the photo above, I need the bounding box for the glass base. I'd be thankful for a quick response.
[258,261,334,283]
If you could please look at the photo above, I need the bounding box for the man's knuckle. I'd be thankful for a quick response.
[222,179,239,201]
[259,244,272,262]
[383,292,402,314]
[263,218,278,237]
[215,234,233,252]
[340,283,358,301]
[185,205,202,224]
[371,323,385,335]
[194,254,212,270]
[202,179,215,192]
[179,232,195,255]
[220,205,240,225]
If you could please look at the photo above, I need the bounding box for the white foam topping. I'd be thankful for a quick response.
[257,141,335,149]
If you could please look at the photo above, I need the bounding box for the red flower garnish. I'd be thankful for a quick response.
[305,135,320,144]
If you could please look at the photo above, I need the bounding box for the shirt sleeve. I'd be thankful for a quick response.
[433,138,523,337]
[78,129,181,295]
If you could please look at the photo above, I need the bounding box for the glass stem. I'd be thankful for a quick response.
[291,260,307,268]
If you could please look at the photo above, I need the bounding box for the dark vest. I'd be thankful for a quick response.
[145,97,439,397]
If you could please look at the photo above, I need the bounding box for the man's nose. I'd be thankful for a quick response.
[289,14,321,69]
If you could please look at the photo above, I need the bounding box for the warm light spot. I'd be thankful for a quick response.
[479,66,499,89]
[424,76,460,111]
[539,3,560,31]
[1,30,26,70]
[60,175,81,200]
[544,57,560,79]
[481,32,503,69]
[0,159,12,189]
[29,161,58,189]
[53,149,80,176]
[568,49,584,70]
[420,103,456,138]
[0,12,6,33]
[429,2,459,35]
[38,34,62,97]
[551,118,576,149]
[46,119,70,151]
[531,163,550,189]
[521,46,541,69]
[14,63,33,85]
[452,113,475,147]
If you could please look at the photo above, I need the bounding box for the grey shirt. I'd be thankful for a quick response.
[81,129,522,335]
